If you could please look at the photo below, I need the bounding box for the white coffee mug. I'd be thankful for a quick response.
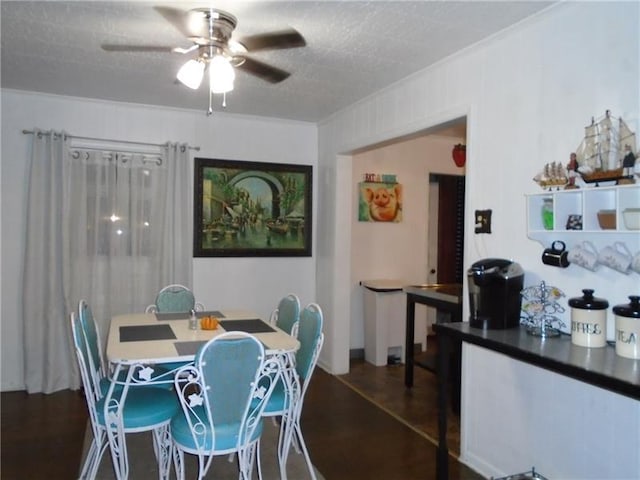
[598,242,632,274]
[568,241,599,271]
[632,251,640,274]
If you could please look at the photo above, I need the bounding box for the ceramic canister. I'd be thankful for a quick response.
[613,296,640,359]
[569,289,608,348]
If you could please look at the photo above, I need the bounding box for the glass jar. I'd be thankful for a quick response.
[189,309,198,330]
[541,198,554,230]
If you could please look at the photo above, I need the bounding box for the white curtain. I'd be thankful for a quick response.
[23,130,74,393]
[23,133,193,393]
[159,143,193,283]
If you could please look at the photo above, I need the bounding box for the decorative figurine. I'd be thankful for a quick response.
[565,152,580,189]
[620,144,637,184]
[574,110,636,185]
[533,161,568,191]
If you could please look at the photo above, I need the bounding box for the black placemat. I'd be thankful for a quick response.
[219,319,275,334]
[120,324,177,342]
[155,311,226,321]
[174,341,207,356]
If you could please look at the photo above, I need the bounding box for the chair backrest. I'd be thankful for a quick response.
[78,299,105,400]
[295,303,324,387]
[70,312,102,433]
[175,332,278,451]
[154,284,196,313]
[270,294,300,335]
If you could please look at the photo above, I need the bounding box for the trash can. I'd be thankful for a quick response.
[360,279,408,366]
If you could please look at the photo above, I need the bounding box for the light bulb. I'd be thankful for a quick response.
[177,59,205,89]
[209,55,235,94]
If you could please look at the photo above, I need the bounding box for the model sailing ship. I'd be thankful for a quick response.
[574,110,637,184]
[533,161,569,189]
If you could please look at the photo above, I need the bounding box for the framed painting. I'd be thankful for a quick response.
[194,158,312,257]
[358,181,402,222]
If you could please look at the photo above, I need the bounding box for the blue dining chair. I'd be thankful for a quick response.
[70,312,179,480]
[78,299,174,395]
[145,284,204,313]
[258,302,324,480]
[170,332,281,480]
[78,299,112,398]
[269,293,301,335]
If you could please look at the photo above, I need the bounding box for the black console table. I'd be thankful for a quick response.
[432,322,640,480]
[403,283,462,386]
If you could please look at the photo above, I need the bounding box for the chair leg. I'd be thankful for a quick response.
[173,447,185,480]
[81,432,108,479]
[256,440,264,480]
[106,426,129,480]
[277,414,297,480]
[152,426,173,480]
[238,444,257,480]
[293,423,317,480]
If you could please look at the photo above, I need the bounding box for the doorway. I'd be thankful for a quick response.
[348,117,467,373]
[433,174,466,283]
[426,173,466,332]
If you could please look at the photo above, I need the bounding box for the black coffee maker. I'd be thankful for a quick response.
[467,258,524,329]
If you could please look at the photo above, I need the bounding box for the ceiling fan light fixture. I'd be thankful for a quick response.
[177,59,205,89]
[209,55,235,93]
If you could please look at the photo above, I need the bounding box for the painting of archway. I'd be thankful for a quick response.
[194,158,312,257]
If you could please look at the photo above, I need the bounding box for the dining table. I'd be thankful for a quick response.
[103,308,300,478]
[106,309,300,369]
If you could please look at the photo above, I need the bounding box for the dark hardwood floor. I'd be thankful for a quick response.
[1,363,482,479]
[337,356,461,456]
[1,388,88,478]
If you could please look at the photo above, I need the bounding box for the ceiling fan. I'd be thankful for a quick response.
[101,6,306,115]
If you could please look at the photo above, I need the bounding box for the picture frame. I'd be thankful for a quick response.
[194,158,312,257]
[358,181,403,222]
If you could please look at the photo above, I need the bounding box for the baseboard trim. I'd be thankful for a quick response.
[349,343,423,361]
[349,348,364,360]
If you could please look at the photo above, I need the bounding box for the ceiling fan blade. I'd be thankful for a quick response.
[101,44,177,53]
[154,6,236,42]
[236,57,291,84]
[238,29,306,51]
[153,6,196,39]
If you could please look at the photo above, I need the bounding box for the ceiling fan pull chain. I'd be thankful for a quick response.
[222,92,227,108]
[207,89,213,116]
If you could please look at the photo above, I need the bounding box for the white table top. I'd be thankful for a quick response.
[107,309,300,365]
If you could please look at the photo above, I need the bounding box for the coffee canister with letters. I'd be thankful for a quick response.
[569,289,608,348]
[613,296,640,359]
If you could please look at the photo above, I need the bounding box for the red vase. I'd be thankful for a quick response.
[452,144,466,167]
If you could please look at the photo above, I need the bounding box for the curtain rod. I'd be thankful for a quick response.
[21,130,200,151]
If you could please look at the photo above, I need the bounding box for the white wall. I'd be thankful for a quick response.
[317,2,639,478]
[0,90,317,391]
[463,344,640,479]
[350,135,463,351]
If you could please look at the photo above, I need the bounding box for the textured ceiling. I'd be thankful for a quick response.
[1,1,555,123]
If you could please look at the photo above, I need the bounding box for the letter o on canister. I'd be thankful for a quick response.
[569,289,609,348]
